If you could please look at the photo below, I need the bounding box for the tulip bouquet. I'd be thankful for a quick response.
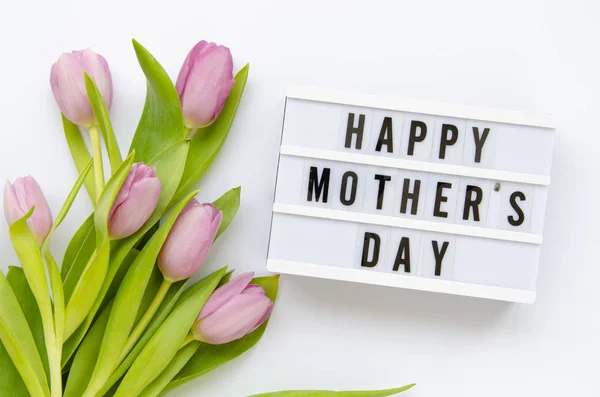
[0,39,414,397]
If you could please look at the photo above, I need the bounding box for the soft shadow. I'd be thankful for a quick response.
[281,274,513,333]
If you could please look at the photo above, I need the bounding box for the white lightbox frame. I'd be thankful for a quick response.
[266,87,555,304]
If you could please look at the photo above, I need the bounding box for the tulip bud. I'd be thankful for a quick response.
[4,176,53,246]
[50,48,113,127]
[176,41,235,129]
[108,163,162,239]
[158,200,222,282]
[192,272,273,345]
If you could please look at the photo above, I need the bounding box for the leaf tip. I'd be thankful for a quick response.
[126,150,136,162]
[183,189,201,205]
[132,39,148,61]
[132,38,142,50]
[396,384,416,393]
[235,63,250,81]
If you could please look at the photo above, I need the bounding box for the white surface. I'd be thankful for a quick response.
[0,0,596,396]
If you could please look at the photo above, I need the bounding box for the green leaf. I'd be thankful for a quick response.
[96,141,189,307]
[4,267,49,386]
[62,115,96,205]
[98,279,187,396]
[85,190,200,395]
[165,275,279,391]
[93,152,135,242]
[113,267,227,397]
[61,215,95,282]
[172,65,248,205]
[129,39,184,163]
[134,266,164,326]
[64,235,109,339]
[63,302,113,397]
[61,249,138,372]
[0,267,53,397]
[139,341,200,397]
[0,339,28,396]
[84,73,122,174]
[247,385,416,397]
[97,187,239,394]
[63,153,135,340]
[0,270,49,397]
[62,141,189,366]
[213,186,241,239]
[43,256,63,373]
[104,248,140,312]
[9,209,61,395]
[136,222,160,251]
[43,158,92,372]
[51,159,93,234]
[216,270,234,288]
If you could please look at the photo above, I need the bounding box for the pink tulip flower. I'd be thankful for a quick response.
[176,41,235,129]
[4,176,53,245]
[50,48,113,127]
[158,200,222,282]
[192,272,273,344]
[108,163,162,239]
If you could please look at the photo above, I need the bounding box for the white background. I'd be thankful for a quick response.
[0,0,597,396]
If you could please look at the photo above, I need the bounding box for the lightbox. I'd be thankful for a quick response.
[266,87,555,303]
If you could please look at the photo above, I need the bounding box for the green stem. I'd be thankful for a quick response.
[37,293,61,397]
[179,333,196,349]
[47,336,62,397]
[183,127,194,139]
[118,279,172,364]
[88,125,104,203]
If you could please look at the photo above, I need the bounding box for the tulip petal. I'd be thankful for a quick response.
[20,177,52,244]
[158,206,206,280]
[242,283,266,296]
[5,177,53,246]
[50,48,113,127]
[56,53,95,126]
[82,49,113,111]
[3,180,22,226]
[108,164,137,220]
[12,178,31,214]
[194,293,272,345]
[175,41,210,98]
[107,163,162,239]
[50,62,65,117]
[199,272,254,318]
[108,177,161,238]
[158,202,222,282]
[248,301,273,334]
[179,43,234,128]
